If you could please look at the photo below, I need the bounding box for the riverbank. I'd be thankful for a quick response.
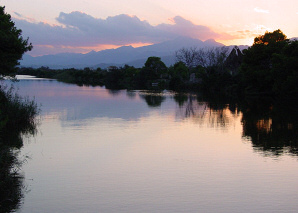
[0,84,39,146]
[0,82,39,212]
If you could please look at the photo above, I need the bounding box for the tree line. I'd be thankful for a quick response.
[18,30,298,98]
[17,46,238,93]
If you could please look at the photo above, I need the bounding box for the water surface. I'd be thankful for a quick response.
[9,76,298,213]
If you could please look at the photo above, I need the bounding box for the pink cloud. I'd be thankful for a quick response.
[13,12,234,55]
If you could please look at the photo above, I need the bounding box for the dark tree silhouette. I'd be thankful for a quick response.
[253,29,287,45]
[0,6,32,79]
[144,56,167,76]
[239,30,294,95]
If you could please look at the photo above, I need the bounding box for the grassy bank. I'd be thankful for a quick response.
[0,84,39,146]
[0,83,39,212]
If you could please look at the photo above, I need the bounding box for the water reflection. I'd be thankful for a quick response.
[240,97,298,156]
[172,93,240,129]
[0,146,24,213]
[1,77,39,212]
[139,92,166,108]
[13,76,298,158]
[173,93,188,107]
[107,89,122,96]
[137,91,298,156]
[10,77,298,213]
[0,119,38,213]
[126,90,137,99]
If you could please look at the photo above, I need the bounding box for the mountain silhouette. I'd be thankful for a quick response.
[20,37,226,69]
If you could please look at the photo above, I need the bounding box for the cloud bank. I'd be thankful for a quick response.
[13,11,232,56]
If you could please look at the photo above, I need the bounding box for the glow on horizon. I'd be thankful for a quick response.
[31,42,153,56]
[59,42,154,53]
[1,0,298,55]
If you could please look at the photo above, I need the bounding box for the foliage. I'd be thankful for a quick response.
[105,67,125,89]
[144,56,167,74]
[271,40,298,95]
[0,85,39,146]
[0,6,32,78]
[136,57,168,89]
[172,61,189,80]
[253,29,287,45]
[169,76,185,91]
[142,56,167,79]
[199,65,237,95]
[240,29,297,96]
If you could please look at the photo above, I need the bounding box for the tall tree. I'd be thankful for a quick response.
[240,30,289,95]
[0,6,32,79]
[253,29,287,45]
[144,57,167,73]
[143,56,167,78]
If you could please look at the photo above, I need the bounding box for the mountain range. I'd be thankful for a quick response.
[20,37,248,69]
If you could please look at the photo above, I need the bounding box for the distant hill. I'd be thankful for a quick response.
[20,37,247,69]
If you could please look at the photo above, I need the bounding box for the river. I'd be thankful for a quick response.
[7,76,298,213]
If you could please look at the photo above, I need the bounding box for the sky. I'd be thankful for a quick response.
[2,0,298,56]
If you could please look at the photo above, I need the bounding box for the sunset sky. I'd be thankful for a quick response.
[2,0,298,56]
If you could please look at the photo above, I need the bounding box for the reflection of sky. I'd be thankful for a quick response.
[7,77,298,213]
[9,78,242,131]
[12,79,159,121]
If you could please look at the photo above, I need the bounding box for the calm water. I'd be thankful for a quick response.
[7,76,298,212]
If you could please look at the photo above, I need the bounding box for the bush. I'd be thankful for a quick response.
[0,84,39,147]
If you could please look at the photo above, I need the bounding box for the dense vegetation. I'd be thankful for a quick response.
[18,30,298,99]
[0,5,38,144]
[0,6,38,212]
[240,29,298,96]
[0,5,38,140]
[0,6,32,79]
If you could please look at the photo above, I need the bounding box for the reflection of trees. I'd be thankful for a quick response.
[0,121,37,212]
[107,89,122,96]
[0,146,25,213]
[174,94,240,129]
[138,91,298,156]
[126,90,136,99]
[175,94,206,119]
[174,94,298,156]
[173,94,188,107]
[139,92,166,108]
[240,98,298,156]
